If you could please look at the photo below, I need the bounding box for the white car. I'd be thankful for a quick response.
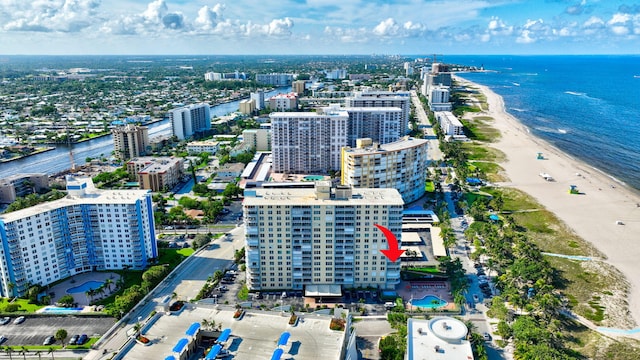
[13,316,25,325]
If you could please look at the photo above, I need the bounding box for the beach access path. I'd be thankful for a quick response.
[454,75,640,326]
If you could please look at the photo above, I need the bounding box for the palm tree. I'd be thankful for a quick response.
[85,290,93,303]
[7,283,15,298]
[47,347,55,360]
[35,350,42,360]
[19,346,27,360]
[5,346,13,360]
[104,278,114,293]
[133,322,142,337]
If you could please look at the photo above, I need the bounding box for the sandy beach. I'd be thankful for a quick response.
[454,75,640,326]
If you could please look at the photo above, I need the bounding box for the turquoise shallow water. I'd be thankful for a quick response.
[66,280,105,294]
[410,295,448,309]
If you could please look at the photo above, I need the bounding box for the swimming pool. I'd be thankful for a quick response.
[67,280,105,294]
[42,306,84,314]
[410,295,448,309]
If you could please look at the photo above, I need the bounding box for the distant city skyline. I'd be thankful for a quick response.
[0,0,639,55]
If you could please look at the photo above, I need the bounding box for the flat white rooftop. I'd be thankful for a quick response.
[407,317,473,360]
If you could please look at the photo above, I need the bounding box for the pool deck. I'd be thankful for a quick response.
[47,272,121,308]
[397,280,457,312]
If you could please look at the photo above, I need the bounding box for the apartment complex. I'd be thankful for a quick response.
[292,80,306,95]
[345,91,411,136]
[126,157,184,192]
[256,73,294,86]
[239,99,256,114]
[428,85,452,112]
[242,128,271,152]
[186,140,222,154]
[169,103,211,140]
[341,106,403,146]
[269,93,298,111]
[111,124,149,161]
[0,173,49,204]
[435,112,465,138]
[270,109,349,173]
[243,182,403,291]
[251,91,266,110]
[0,176,157,297]
[341,137,428,203]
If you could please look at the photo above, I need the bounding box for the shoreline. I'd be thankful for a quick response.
[454,75,640,326]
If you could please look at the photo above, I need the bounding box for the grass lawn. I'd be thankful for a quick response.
[462,116,500,142]
[462,143,506,162]
[157,248,194,268]
[468,161,508,182]
[0,298,45,313]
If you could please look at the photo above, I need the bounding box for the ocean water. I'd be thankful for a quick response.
[448,55,640,191]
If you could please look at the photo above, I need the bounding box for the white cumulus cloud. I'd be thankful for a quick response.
[3,0,101,33]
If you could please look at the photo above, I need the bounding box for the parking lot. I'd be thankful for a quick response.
[0,315,115,346]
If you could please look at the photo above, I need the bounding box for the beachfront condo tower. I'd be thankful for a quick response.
[243,181,403,293]
[341,137,428,204]
[0,176,157,297]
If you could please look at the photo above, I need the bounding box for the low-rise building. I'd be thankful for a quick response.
[269,93,298,111]
[126,157,184,192]
[186,140,221,155]
[406,317,473,360]
[0,173,49,204]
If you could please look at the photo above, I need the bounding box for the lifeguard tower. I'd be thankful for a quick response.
[568,185,580,194]
[537,152,544,160]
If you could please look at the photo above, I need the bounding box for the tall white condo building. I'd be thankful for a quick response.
[0,177,157,297]
[169,103,211,140]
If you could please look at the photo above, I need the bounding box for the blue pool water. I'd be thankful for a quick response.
[410,295,448,309]
[66,280,105,294]
[42,306,84,314]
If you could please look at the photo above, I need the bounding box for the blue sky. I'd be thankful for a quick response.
[0,0,638,55]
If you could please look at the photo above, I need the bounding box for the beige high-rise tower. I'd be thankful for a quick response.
[112,124,149,161]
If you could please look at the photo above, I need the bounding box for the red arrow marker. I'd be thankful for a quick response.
[375,223,405,262]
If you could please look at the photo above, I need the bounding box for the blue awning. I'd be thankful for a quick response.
[186,322,201,336]
[271,348,284,360]
[172,338,189,353]
[205,344,222,360]
[217,328,231,343]
[277,331,290,346]
[165,356,176,360]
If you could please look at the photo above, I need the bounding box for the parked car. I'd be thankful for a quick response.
[69,334,79,345]
[0,335,6,344]
[43,336,56,345]
[13,316,25,325]
[0,317,10,325]
[77,334,88,345]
